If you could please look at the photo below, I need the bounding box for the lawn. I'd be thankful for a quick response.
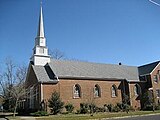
[34,110,160,120]
[5,110,160,120]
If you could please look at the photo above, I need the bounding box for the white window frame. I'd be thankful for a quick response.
[111,85,117,97]
[94,84,101,97]
[73,84,81,99]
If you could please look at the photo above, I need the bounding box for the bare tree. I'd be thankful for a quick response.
[12,64,27,117]
[0,58,16,111]
[0,58,27,117]
[49,49,66,60]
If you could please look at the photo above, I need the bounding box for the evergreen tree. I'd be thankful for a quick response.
[48,91,64,114]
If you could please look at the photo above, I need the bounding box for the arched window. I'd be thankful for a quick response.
[134,84,141,96]
[111,85,117,97]
[94,84,101,97]
[73,84,81,98]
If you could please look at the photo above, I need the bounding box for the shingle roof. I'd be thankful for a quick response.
[32,64,58,83]
[47,59,139,82]
[32,65,50,82]
[138,61,160,76]
[32,59,140,82]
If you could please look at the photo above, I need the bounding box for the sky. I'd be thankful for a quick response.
[1,0,160,68]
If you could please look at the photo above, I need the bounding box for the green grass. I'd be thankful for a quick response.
[4,110,160,120]
[35,110,160,120]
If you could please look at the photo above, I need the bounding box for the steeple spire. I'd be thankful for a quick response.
[30,2,50,66]
[37,2,45,38]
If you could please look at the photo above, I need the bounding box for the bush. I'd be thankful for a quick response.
[30,111,49,116]
[116,103,123,110]
[104,104,109,112]
[65,103,74,113]
[143,104,153,111]
[95,107,106,112]
[76,109,80,114]
[89,103,97,113]
[123,104,130,113]
[106,104,113,112]
[155,105,160,110]
[79,103,89,114]
[48,91,64,114]
[112,105,120,112]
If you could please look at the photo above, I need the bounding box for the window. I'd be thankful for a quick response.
[156,89,160,98]
[29,87,34,109]
[94,84,101,97]
[153,75,158,83]
[111,85,117,97]
[35,88,38,101]
[158,70,160,82]
[134,84,141,96]
[73,84,81,98]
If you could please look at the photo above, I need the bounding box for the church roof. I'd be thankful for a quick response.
[138,61,160,76]
[32,65,51,82]
[32,59,139,82]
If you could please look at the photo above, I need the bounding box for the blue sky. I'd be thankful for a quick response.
[1,0,160,68]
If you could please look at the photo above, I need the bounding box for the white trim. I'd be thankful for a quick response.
[150,62,160,75]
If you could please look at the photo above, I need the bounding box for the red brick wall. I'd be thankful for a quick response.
[42,79,122,110]
[150,64,160,104]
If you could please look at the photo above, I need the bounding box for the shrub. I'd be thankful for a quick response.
[104,104,109,112]
[143,104,153,111]
[123,104,130,113]
[116,103,132,112]
[89,103,97,113]
[155,105,160,110]
[79,103,89,114]
[106,104,113,112]
[48,91,64,114]
[76,109,80,114]
[112,105,120,112]
[116,103,123,110]
[95,107,106,112]
[30,111,49,116]
[65,103,74,113]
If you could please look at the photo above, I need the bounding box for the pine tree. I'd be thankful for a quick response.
[48,91,64,114]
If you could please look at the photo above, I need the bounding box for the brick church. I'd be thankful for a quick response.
[25,5,160,112]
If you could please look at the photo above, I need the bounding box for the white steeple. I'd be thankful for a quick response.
[30,3,50,66]
[37,4,45,38]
